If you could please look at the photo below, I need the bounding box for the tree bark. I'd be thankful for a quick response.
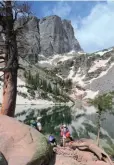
[1,70,17,117]
[0,1,18,117]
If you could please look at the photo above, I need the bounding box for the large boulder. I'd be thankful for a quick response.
[0,115,52,165]
[50,139,113,165]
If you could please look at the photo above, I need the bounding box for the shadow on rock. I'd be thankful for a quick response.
[0,152,8,165]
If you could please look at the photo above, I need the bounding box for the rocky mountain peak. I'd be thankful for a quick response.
[0,15,82,63]
[12,15,82,63]
[14,16,40,30]
[62,19,71,24]
[39,15,82,56]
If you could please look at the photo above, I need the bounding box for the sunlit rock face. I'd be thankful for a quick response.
[39,15,82,56]
[13,15,82,63]
[15,16,40,64]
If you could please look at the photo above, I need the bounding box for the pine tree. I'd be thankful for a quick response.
[65,79,72,89]
[42,79,47,91]
[89,93,113,146]
[23,71,27,78]
[47,82,52,93]
[53,84,60,96]
[35,72,39,86]
[27,70,32,85]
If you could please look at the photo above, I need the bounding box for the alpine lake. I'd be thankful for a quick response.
[15,101,114,156]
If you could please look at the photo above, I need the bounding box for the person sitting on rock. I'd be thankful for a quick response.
[60,124,73,146]
[36,117,42,132]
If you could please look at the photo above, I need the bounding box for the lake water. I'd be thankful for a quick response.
[15,103,114,155]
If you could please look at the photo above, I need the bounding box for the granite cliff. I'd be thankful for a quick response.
[14,15,82,63]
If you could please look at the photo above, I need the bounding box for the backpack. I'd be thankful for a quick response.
[61,127,69,135]
[65,131,70,138]
[49,135,55,142]
[30,120,37,129]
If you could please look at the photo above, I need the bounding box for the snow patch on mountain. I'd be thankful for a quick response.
[67,67,85,87]
[84,90,99,99]
[59,55,74,62]
[39,53,74,67]
[67,50,75,54]
[89,62,114,84]
[88,57,111,73]
[48,47,114,100]
[73,74,85,86]
[67,66,74,79]
[70,88,98,100]
[95,48,113,56]
[70,88,85,100]
[14,46,114,102]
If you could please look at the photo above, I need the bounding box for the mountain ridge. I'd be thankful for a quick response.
[14,15,83,64]
[38,47,114,100]
[1,14,114,105]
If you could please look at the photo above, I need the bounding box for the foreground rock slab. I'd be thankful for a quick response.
[0,115,52,165]
[50,139,114,165]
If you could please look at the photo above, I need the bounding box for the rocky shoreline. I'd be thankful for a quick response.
[0,114,113,165]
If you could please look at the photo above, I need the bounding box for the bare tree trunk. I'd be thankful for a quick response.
[1,70,17,117]
[96,111,101,146]
[0,1,18,117]
[96,124,100,146]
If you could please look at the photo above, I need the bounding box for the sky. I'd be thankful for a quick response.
[29,1,114,53]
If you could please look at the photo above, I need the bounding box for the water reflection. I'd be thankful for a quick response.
[41,106,71,131]
[22,106,72,140]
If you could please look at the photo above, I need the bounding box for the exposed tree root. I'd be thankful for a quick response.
[53,139,113,165]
